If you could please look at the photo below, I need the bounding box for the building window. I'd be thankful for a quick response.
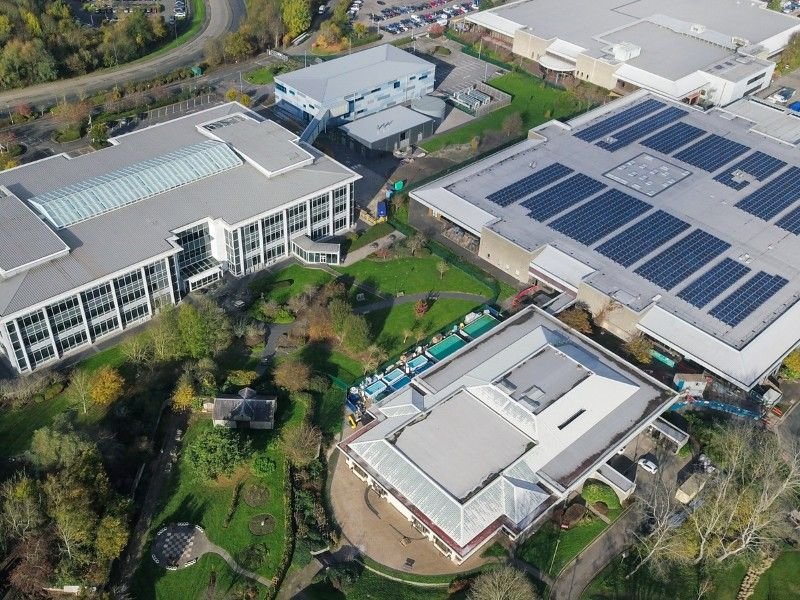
[287,203,308,234]
[746,72,765,85]
[175,222,212,275]
[311,193,330,226]
[334,215,348,232]
[225,228,242,276]
[262,212,285,244]
[276,83,286,93]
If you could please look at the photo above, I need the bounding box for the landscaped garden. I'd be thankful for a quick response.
[518,481,624,576]
[420,71,588,154]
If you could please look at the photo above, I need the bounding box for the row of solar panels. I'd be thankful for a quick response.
[504,165,786,328]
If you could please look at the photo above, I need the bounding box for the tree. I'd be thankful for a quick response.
[625,333,654,364]
[352,22,369,39]
[225,87,239,102]
[363,345,388,375]
[281,422,321,467]
[414,299,429,319]
[95,514,129,561]
[782,348,800,380]
[120,332,152,367]
[317,21,342,47]
[51,99,91,128]
[90,122,109,146]
[630,424,800,576]
[88,365,124,408]
[558,307,592,334]
[501,112,523,138]
[67,368,93,414]
[329,297,352,338]
[227,370,258,387]
[224,31,254,61]
[171,375,196,412]
[177,298,232,358]
[0,473,45,542]
[468,566,538,600]
[407,233,425,256]
[325,561,362,592]
[436,261,450,280]
[43,472,98,560]
[274,358,312,392]
[186,426,251,479]
[149,307,183,361]
[8,534,55,597]
[282,0,311,38]
[204,37,226,66]
[402,325,417,344]
[343,314,371,353]
[239,93,252,107]
[307,302,333,341]
[768,0,782,11]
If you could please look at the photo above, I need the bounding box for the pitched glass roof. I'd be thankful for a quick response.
[29,140,243,229]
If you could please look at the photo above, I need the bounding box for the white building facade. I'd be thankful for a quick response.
[0,104,359,373]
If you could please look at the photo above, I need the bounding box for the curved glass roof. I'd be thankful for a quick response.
[29,140,243,229]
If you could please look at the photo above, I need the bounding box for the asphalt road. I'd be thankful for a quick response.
[0,0,246,109]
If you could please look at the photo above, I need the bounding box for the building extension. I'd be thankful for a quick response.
[275,44,435,143]
[339,306,671,563]
[411,90,800,394]
[466,0,800,105]
[0,103,359,374]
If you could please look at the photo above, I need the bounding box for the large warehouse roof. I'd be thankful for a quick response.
[0,104,358,318]
[412,91,800,389]
[468,0,800,83]
[341,307,669,554]
[275,44,434,105]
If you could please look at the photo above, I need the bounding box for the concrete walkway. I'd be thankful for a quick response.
[342,230,406,267]
[549,508,639,600]
[205,541,274,588]
[353,291,490,315]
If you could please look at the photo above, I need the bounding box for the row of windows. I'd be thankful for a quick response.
[225,229,242,276]
[176,222,212,272]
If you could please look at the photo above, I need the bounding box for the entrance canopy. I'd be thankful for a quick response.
[539,54,576,72]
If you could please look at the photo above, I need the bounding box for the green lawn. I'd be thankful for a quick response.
[304,569,451,600]
[752,551,800,599]
[582,481,624,521]
[133,553,266,600]
[299,344,363,387]
[421,71,585,153]
[336,257,494,297]
[345,222,396,253]
[245,66,276,85]
[365,298,483,358]
[249,265,333,303]
[582,557,748,600]
[519,518,608,576]
[0,345,126,458]
[132,395,307,600]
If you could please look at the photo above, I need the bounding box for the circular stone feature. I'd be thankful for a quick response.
[249,514,276,536]
[243,483,270,507]
[151,523,207,569]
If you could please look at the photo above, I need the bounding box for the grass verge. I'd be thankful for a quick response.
[420,71,585,153]
[519,518,608,576]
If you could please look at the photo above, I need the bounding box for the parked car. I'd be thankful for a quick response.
[638,458,659,474]
[769,87,795,104]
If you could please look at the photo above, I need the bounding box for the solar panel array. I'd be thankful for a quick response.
[486,163,573,206]
[709,272,789,327]
[596,211,690,267]
[549,190,650,245]
[735,166,800,221]
[677,258,751,308]
[596,107,686,152]
[776,205,800,234]
[574,98,664,142]
[640,122,705,154]
[673,134,749,172]
[713,151,787,191]
[634,230,730,290]
[522,174,606,222]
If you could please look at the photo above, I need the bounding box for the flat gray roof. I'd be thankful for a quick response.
[393,389,532,499]
[340,105,432,144]
[0,190,68,274]
[471,0,799,81]
[0,104,358,317]
[724,97,800,147]
[275,44,434,105]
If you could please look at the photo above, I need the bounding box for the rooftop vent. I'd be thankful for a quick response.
[611,42,640,61]
[690,23,706,35]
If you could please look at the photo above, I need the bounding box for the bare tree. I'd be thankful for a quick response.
[67,368,93,414]
[281,422,322,467]
[407,233,425,257]
[468,566,539,600]
[120,333,152,367]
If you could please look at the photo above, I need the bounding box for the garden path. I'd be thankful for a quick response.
[203,541,274,588]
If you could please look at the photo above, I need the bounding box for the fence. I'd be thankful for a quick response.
[473,81,512,117]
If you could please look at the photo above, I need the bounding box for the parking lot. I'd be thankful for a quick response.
[349,0,477,36]
[411,37,506,94]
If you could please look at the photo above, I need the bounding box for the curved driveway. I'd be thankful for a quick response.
[0,0,246,107]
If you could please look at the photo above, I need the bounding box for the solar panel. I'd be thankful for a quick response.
[596,107,686,152]
[596,210,690,267]
[522,174,606,222]
[713,151,787,191]
[574,98,665,142]
[634,230,730,290]
[735,166,800,221]
[776,204,800,234]
[486,163,573,206]
[549,189,650,245]
[677,258,751,308]
[673,134,749,172]
[640,122,705,154]
[709,272,789,327]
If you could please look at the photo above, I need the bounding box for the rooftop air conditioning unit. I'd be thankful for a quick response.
[690,23,706,35]
[611,42,640,61]
[732,36,749,47]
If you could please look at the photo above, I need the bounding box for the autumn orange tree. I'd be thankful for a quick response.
[88,365,124,408]
[171,375,196,412]
[274,358,311,393]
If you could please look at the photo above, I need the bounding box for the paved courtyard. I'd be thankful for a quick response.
[152,523,210,569]
[330,451,489,575]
